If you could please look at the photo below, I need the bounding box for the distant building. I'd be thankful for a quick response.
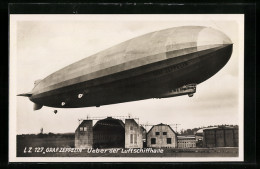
[177,135,196,148]
[75,120,93,148]
[195,128,205,148]
[203,126,238,148]
[195,128,204,141]
[75,117,143,149]
[147,123,177,148]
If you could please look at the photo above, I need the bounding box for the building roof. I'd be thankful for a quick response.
[125,118,138,126]
[177,135,196,140]
[75,120,92,131]
[203,126,238,131]
[195,126,238,134]
[93,117,125,129]
[147,123,177,135]
[195,127,218,134]
[140,125,146,132]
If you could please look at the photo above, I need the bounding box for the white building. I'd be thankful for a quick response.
[177,135,196,148]
[147,123,177,148]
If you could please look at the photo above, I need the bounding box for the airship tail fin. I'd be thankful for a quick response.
[17,92,32,97]
[33,103,43,111]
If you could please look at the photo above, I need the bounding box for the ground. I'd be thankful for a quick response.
[17,134,238,157]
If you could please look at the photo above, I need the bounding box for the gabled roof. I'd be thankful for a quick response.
[147,123,177,135]
[75,120,92,131]
[125,118,139,126]
[140,125,146,132]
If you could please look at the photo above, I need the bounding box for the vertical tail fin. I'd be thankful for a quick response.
[33,103,43,111]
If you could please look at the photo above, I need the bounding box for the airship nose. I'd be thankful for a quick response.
[193,27,233,84]
[197,27,232,47]
[196,27,233,69]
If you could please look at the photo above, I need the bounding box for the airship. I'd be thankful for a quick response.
[18,26,233,111]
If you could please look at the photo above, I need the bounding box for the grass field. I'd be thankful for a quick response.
[17,134,238,157]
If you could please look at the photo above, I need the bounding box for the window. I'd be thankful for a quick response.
[83,127,87,131]
[151,138,156,144]
[167,138,172,144]
[163,132,167,135]
[80,127,83,131]
[130,126,133,130]
[156,132,160,135]
[134,134,137,144]
[130,134,133,144]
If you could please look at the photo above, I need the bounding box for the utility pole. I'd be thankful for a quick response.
[140,123,154,131]
[172,124,181,133]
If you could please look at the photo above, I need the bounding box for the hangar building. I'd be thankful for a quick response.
[93,117,125,148]
[203,126,238,148]
[75,117,144,149]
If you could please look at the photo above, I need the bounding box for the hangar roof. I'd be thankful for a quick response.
[93,117,125,129]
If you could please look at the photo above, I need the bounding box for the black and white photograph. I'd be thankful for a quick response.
[9,14,244,162]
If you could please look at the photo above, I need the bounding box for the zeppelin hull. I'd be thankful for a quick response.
[18,26,234,110]
[30,44,232,108]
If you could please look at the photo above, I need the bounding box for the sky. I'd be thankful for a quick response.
[10,14,244,134]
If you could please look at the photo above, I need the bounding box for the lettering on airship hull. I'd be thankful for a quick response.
[153,62,189,77]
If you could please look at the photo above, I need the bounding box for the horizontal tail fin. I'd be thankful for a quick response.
[17,92,32,97]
